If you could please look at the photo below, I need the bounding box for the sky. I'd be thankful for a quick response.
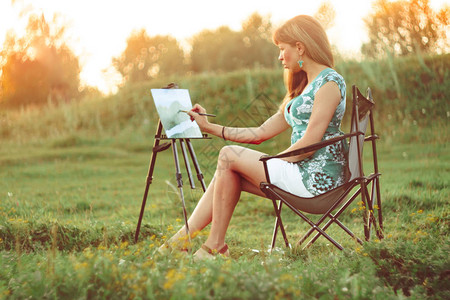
[0,0,447,94]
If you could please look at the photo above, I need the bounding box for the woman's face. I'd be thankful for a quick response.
[277,42,300,71]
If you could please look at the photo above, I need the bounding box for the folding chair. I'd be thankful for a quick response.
[259,85,383,251]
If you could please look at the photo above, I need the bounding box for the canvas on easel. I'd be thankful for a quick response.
[151,88,203,139]
[134,84,209,244]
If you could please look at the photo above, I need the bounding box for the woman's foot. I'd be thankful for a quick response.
[193,244,229,261]
[157,236,190,256]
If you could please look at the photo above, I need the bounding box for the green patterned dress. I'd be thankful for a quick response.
[284,68,348,196]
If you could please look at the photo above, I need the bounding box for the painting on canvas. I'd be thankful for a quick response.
[151,89,203,138]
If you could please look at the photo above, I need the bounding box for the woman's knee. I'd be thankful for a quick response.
[216,145,243,173]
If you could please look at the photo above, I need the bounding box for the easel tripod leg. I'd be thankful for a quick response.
[135,147,158,243]
[180,139,195,189]
[186,139,207,192]
[171,140,192,246]
[135,121,166,243]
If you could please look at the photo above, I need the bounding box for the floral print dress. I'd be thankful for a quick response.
[284,68,348,196]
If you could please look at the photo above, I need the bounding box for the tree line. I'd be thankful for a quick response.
[0,0,448,109]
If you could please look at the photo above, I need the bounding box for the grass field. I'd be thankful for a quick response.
[0,54,449,299]
[1,133,448,299]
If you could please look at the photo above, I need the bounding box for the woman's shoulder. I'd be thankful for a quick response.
[315,68,347,99]
[319,68,346,99]
[323,68,345,84]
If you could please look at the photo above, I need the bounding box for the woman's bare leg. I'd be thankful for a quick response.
[201,145,269,251]
[164,177,215,247]
[166,145,267,247]
[167,159,265,247]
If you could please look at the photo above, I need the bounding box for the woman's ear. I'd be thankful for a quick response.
[296,42,305,55]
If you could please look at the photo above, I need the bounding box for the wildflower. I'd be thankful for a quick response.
[163,269,185,290]
[280,273,294,282]
[413,230,428,243]
[143,259,154,268]
[74,262,89,270]
[351,208,357,213]
[427,215,438,223]
[120,241,129,249]
[187,288,196,296]
[417,209,423,214]
[416,230,427,237]
[84,251,94,259]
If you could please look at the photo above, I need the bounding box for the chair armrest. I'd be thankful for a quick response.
[259,132,362,162]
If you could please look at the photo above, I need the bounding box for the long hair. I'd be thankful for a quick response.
[273,15,334,112]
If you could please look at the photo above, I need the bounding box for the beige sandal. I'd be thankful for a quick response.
[193,244,229,261]
[157,241,189,256]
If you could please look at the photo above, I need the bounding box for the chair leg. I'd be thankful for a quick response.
[334,219,364,245]
[300,189,363,249]
[276,202,344,251]
[360,182,371,241]
[364,181,381,241]
[302,222,344,250]
[303,211,365,250]
[369,179,383,239]
[374,177,384,239]
[271,199,289,250]
[302,217,344,250]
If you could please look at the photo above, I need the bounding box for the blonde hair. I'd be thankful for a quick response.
[273,15,334,112]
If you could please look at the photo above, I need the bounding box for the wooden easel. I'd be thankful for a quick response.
[134,85,209,243]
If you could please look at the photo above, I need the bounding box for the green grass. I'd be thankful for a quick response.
[0,134,448,299]
[0,53,449,299]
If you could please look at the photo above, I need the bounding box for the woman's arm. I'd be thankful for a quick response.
[188,105,290,144]
[279,81,341,162]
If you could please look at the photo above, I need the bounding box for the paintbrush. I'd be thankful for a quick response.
[179,110,216,117]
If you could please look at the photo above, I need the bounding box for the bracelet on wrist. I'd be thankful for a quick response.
[222,126,226,141]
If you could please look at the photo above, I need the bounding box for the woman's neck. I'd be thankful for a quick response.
[303,61,329,83]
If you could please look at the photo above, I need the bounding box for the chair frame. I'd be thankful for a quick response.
[259,85,383,251]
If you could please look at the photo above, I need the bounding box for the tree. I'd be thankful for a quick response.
[112,29,186,83]
[240,12,278,69]
[0,14,80,108]
[190,26,245,73]
[314,1,336,31]
[190,13,277,73]
[362,0,449,57]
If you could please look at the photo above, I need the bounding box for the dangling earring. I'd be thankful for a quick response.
[298,59,304,68]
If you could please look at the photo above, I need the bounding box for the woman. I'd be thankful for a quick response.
[161,15,348,260]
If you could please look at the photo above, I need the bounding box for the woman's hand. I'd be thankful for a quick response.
[187,104,210,131]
